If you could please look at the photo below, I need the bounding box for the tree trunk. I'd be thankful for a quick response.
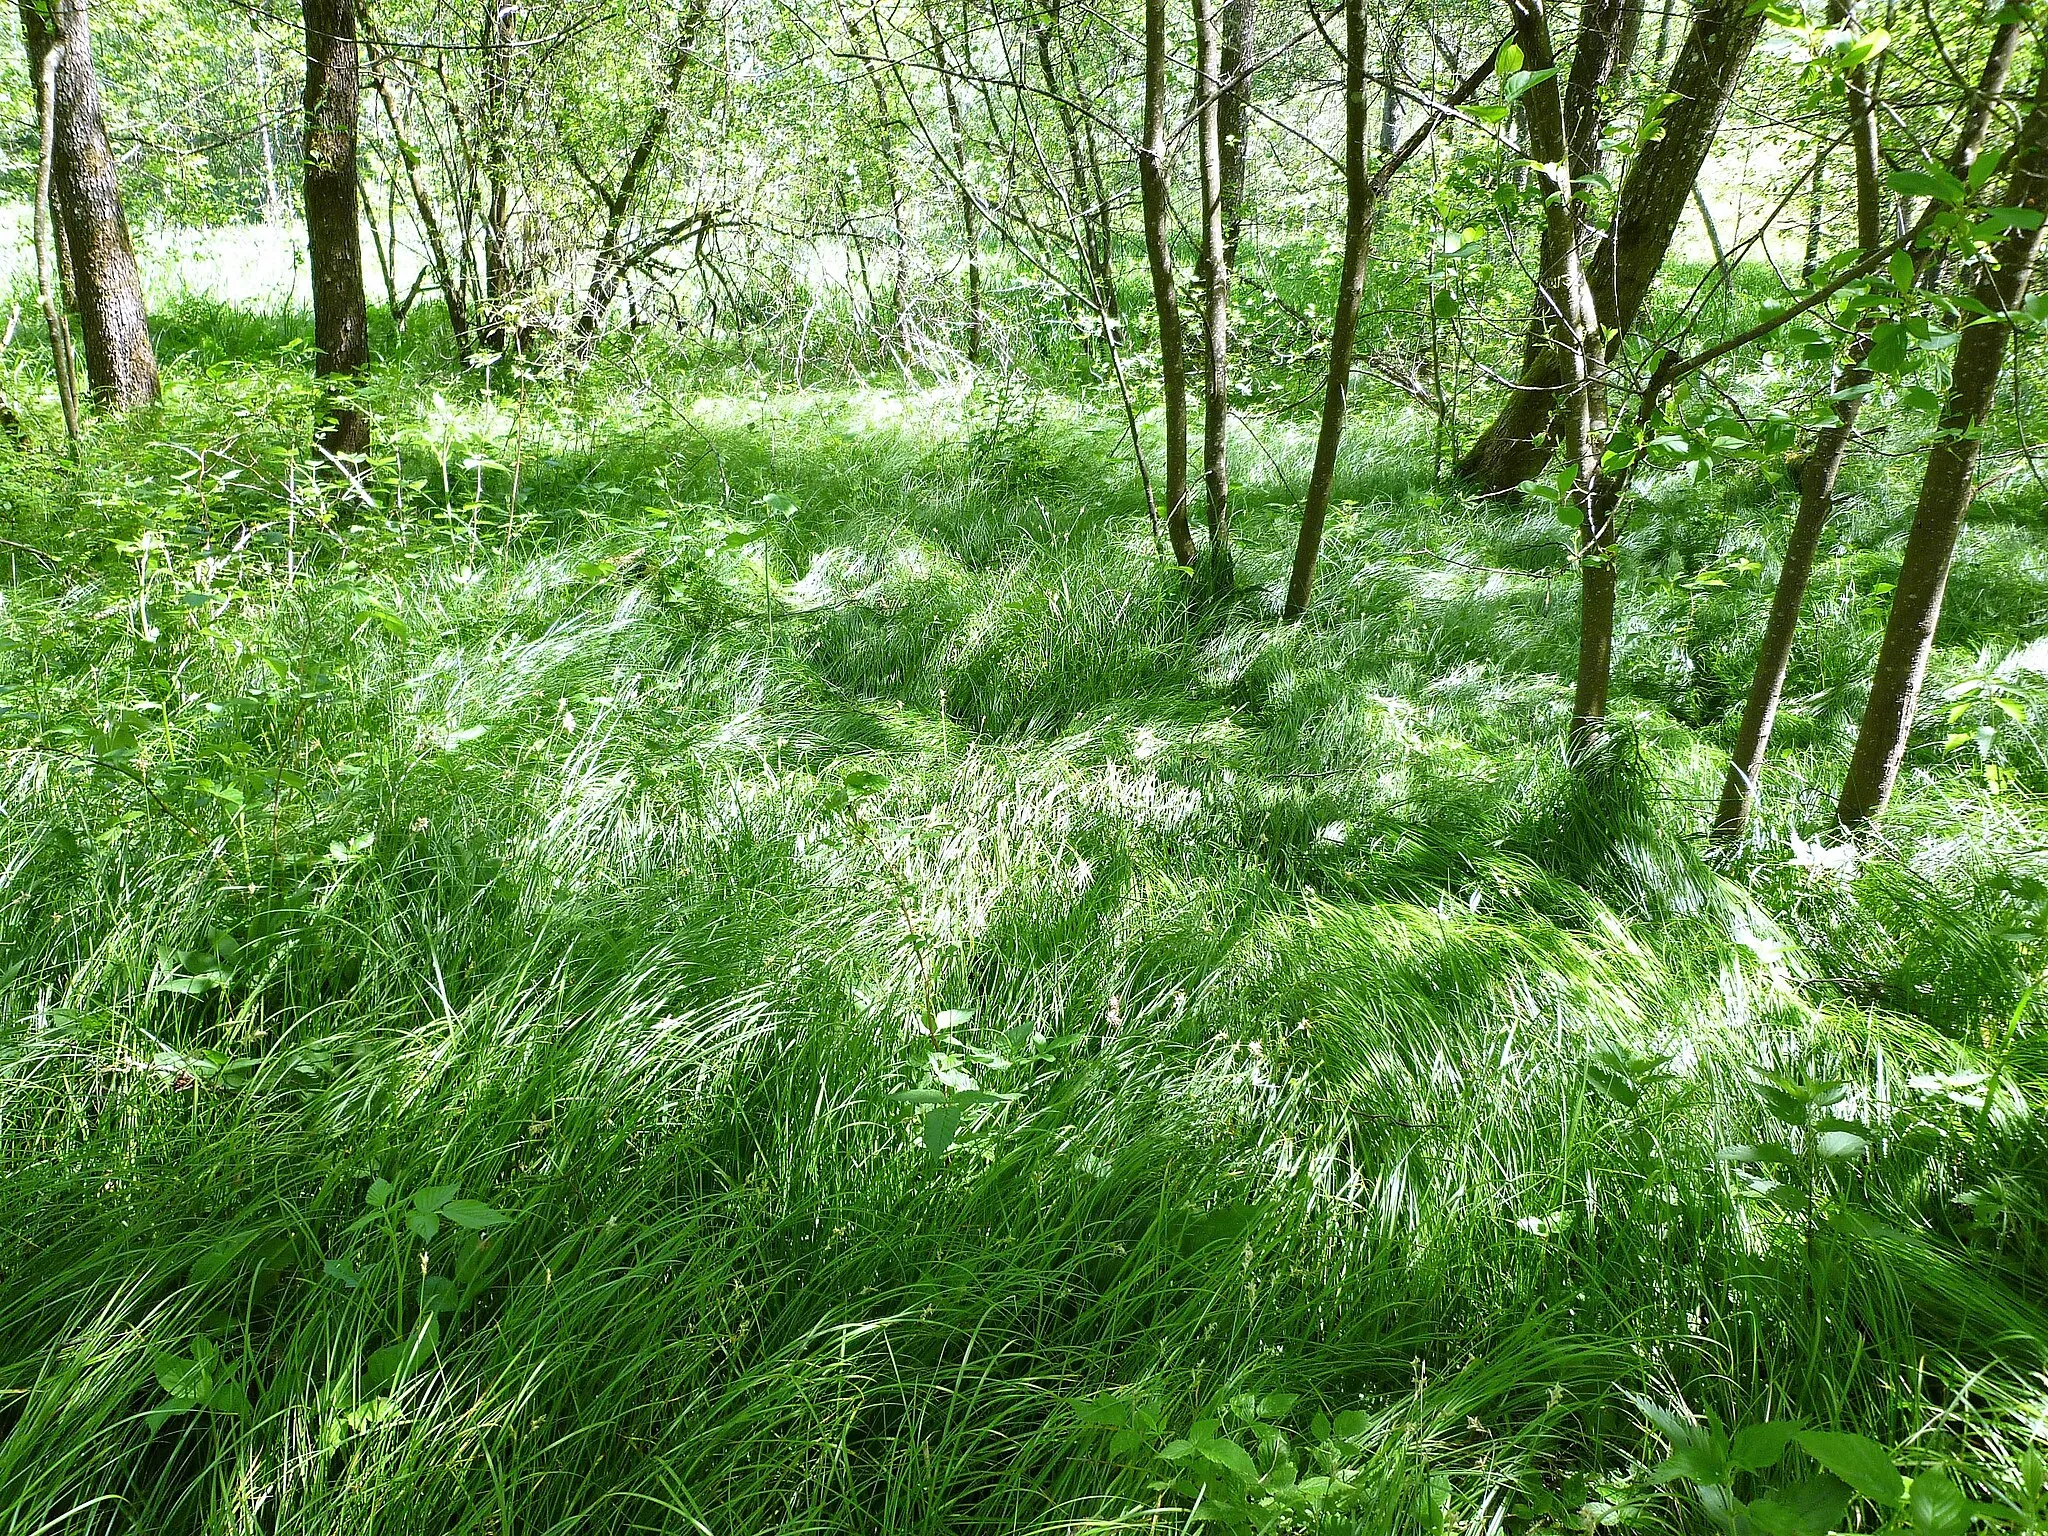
[1285,41,1499,619]
[577,0,707,346]
[1718,20,2021,841]
[1713,1,1920,841]
[304,0,370,459]
[364,21,473,354]
[1835,59,2048,831]
[1217,0,1255,269]
[929,11,982,362]
[15,0,159,410]
[479,0,516,353]
[1282,0,1365,620]
[1457,0,1763,495]
[1801,151,1825,281]
[1502,0,1608,750]
[1033,3,1119,338]
[1139,0,1196,569]
[1378,30,1399,156]
[1193,0,1232,591]
[33,41,80,444]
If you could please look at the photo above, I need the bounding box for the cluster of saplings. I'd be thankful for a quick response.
[16,0,2048,847]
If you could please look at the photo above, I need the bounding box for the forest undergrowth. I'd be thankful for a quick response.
[4,301,2048,1533]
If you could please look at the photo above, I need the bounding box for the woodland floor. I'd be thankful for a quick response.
[3,303,2048,1532]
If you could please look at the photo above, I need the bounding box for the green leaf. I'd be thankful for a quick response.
[1652,1437,1730,1485]
[1887,167,1967,205]
[189,1231,260,1286]
[440,1199,511,1231]
[1814,1130,1869,1160]
[365,1315,440,1390]
[1890,249,1916,292]
[205,1377,251,1418]
[1200,1438,1261,1482]
[365,1177,392,1209]
[413,1184,458,1213]
[406,1210,441,1242]
[323,1257,362,1289]
[1748,1476,1851,1536]
[1907,1471,1969,1536]
[1732,1421,1803,1473]
[922,1102,964,1155]
[1798,1431,1904,1505]
[1258,1392,1300,1419]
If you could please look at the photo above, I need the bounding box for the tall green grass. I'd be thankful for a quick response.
[1,319,2046,1533]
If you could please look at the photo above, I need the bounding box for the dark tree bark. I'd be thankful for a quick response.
[1193,0,1232,590]
[15,0,158,410]
[1139,0,1196,569]
[1216,0,1255,269]
[1457,0,1764,495]
[1713,18,2020,843]
[1835,58,2048,831]
[304,0,370,459]
[33,41,79,444]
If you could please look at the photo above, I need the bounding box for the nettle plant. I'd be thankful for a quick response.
[1070,1389,1446,1534]
[1641,1399,2045,1536]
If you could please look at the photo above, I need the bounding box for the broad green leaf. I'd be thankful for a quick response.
[922,1102,964,1155]
[440,1199,511,1231]
[413,1184,458,1213]
[1815,1130,1869,1160]
[1799,1431,1903,1505]
[1199,1437,1261,1482]
[1748,1475,1850,1536]
[1732,1421,1803,1473]
[1907,1470,1969,1536]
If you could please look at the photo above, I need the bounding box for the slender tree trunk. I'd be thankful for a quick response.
[857,10,911,351]
[1457,0,1762,495]
[1193,0,1232,590]
[364,22,473,353]
[578,0,707,347]
[53,195,77,315]
[1285,41,1500,619]
[479,0,516,353]
[255,37,284,221]
[1140,0,1196,568]
[1693,181,1732,288]
[1716,20,2020,842]
[1835,59,2048,831]
[1033,4,1118,339]
[1217,0,1255,269]
[929,12,982,362]
[33,42,79,444]
[1282,0,1365,620]
[304,0,370,459]
[1378,29,1399,156]
[1502,0,1608,750]
[16,0,159,410]
[1801,151,1825,281]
